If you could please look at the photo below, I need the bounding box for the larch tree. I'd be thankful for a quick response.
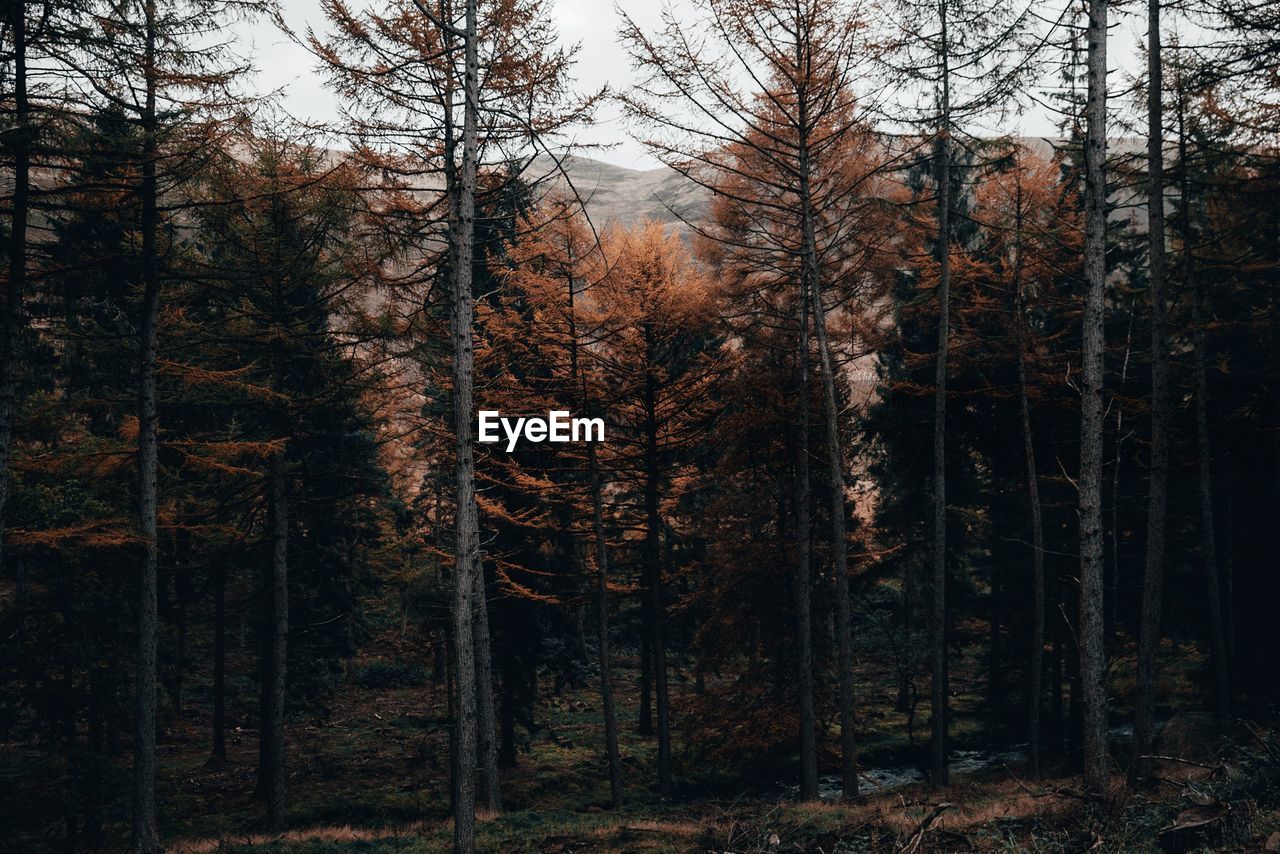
[588,221,725,799]
[619,0,891,800]
[306,0,595,843]
[1078,0,1111,800]
[71,0,267,846]
[0,0,39,600]
[880,0,1039,787]
[1133,0,1171,784]
[494,202,623,806]
[1170,58,1231,729]
[970,146,1082,778]
[190,128,383,831]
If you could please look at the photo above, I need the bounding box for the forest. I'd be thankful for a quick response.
[1,0,1279,851]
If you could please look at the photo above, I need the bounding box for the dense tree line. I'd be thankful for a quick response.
[2,0,1280,850]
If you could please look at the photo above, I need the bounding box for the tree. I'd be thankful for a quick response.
[1133,0,1171,784]
[620,0,889,799]
[1078,0,1110,799]
[308,0,595,836]
[588,222,724,799]
[494,202,623,805]
[969,146,1082,777]
[190,128,386,831]
[1170,58,1231,729]
[880,0,1038,787]
[71,0,267,845]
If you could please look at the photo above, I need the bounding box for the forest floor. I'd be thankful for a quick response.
[5,634,1280,852]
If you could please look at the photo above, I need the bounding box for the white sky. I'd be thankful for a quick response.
[241,0,1147,171]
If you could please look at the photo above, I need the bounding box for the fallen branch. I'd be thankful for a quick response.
[898,802,951,854]
[1139,754,1220,771]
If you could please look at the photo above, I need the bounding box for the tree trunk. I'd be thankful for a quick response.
[265,450,289,832]
[448,0,482,846]
[499,660,517,767]
[0,0,29,600]
[567,256,624,808]
[643,343,672,800]
[807,269,857,799]
[989,566,1004,734]
[173,531,190,722]
[1107,302,1136,650]
[639,597,653,734]
[1079,0,1110,799]
[1178,103,1231,729]
[589,449,624,807]
[1012,170,1046,778]
[930,23,953,786]
[130,3,163,847]
[897,565,913,713]
[211,565,227,763]
[574,600,589,665]
[1134,0,1170,783]
[794,275,818,801]
[1051,591,1064,755]
[473,566,502,811]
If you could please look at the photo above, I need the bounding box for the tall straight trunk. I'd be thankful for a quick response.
[211,565,227,762]
[498,654,517,766]
[173,531,190,721]
[1134,0,1169,783]
[0,0,29,597]
[807,268,857,799]
[1012,174,1046,778]
[642,345,672,800]
[591,445,624,807]
[638,593,653,734]
[265,449,288,832]
[449,0,482,846]
[1079,0,1110,799]
[1108,302,1136,649]
[794,277,818,801]
[1051,591,1064,754]
[930,14,953,785]
[1178,103,1231,728]
[791,24,851,796]
[130,4,163,848]
[896,565,913,713]
[989,568,1004,726]
[473,566,501,811]
[567,264,623,808]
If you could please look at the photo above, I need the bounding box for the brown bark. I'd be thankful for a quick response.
[1079,0,1110,799]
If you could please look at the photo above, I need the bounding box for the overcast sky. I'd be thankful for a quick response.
[242,0,1145,171]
